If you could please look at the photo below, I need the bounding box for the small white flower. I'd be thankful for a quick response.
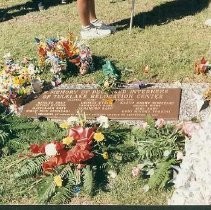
[96,115,109,128]
[155,118,165,128]
[67,116,79,125]
[45,143,57,156]
[176,151,184,160]
[108,170,117,179]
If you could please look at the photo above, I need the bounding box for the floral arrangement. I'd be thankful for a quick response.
[129,118,188,191]
[12,113,195,204]
[14,114,132,204]
[0,53,41,112]
[36,33,94,81]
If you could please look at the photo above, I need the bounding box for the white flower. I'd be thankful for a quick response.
[176,151,184,160]
[96,115,109,128]
[67,116,79,125]
[45,143,57,156]
[108,170,117,179]
[155,118,165,128]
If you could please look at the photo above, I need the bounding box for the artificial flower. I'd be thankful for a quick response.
[96,115,109,128]
[45,143,58,156]
[155,118,165,128]
[67,116,79,125]
[102,152,108,160]
[93,132,105,142]
[176,151,184,160]
[60,121,69,129]
[62,137,74,145]
[54,175,63,187]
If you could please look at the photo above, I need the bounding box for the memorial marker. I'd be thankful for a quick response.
[21,88,181,120]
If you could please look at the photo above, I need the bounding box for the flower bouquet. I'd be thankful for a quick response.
[36,33,94,81]
[14,114,125,204]
[0,53,41,112]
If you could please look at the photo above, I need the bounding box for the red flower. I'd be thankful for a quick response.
[68,126,95,144]
[30,144,46,154]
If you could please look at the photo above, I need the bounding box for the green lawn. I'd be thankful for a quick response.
[0,0,209,205]
[1,0,211,83]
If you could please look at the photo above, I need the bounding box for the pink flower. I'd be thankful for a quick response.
[132,166,141,177]
[155,118,165,128]
[182,121,201,138]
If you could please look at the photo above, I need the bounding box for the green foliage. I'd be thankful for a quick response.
[82,165,95,196]
[130,121,185,190]
[51,169,75,204]
[0,112,66,155]
[37,176,56,204]
[15,155,46,178]
[147,159,176,190]
[131,124,185,161]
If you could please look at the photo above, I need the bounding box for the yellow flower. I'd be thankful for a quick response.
[54,175,62,187]
[13,77,21,85]
[93,132,105,142]
[102,152,108,160]
[62,137,73,145]
[60,121,69,129]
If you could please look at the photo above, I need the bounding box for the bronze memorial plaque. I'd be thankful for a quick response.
[21,88,181,120]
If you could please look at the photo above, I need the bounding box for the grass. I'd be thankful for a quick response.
[0,154,171,205]
[0,0,210,205]
[1,0,211,83]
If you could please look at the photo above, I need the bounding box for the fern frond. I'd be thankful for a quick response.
[37,176,56,204]
[15,155,46,178]
[147,159,175,190]
[82,165,94,196]
[51,170,76,204]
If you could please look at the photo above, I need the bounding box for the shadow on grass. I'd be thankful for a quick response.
[0,0,74,22]
[113,0,210,30]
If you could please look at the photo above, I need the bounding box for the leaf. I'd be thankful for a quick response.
[37,176,56,204]
[82,165,94,196]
